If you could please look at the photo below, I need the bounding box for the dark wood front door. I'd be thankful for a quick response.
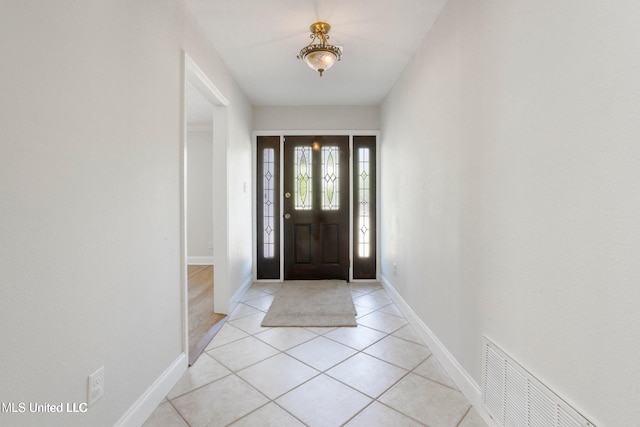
[283,136,349,280]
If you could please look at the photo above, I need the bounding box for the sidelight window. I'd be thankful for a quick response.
[262,148,275,258]
[256,136,280,279]
[357,147,370,257]
[353,136,376,279]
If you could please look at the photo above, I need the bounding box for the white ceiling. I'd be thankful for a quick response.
[185,0,448,106]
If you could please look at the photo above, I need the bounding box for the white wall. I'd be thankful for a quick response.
[254,105,379,130]
[380,1,640,426]
[0,1,252,426]
[226,101,254,308]
[187,130,214,260]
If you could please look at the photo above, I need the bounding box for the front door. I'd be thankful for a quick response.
[283,136,349,280]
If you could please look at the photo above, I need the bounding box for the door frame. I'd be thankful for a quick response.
[253,130,380,282]
[182,53,229,360]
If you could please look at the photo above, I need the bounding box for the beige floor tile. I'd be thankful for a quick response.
[352,292,393,310]
[413,355,458,390]
[276,375,372,427]
[344,402,423,427]
[229,403,305,427]
[250,282,283,295]
[208,336,279,371]
[326,352,408,398]
[172,375,269,427]
[304,326,336,335]
[391,324,425,345]
[243,294,274,312]
[254,327,317,351]
[228,303,261,321]
[241,288,271,301]
[379,373,470,427]
[144,282,483,427]
[349,283,383,294]
[143,402,188,427]
[459,407,489,427]
[351,289,367,298]
[364,335,431,370]
[353,304,377,319]
[378,303,405,318]
[324,325,387,350]
[367,289,394,300]
[228,311,271,335]
[205,323,249,350]
[167,353,232,399]
[357,310,408,333]
[286,336,357,371]
[236,353,319,399]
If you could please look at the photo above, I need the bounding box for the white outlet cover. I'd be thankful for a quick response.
[88,366,104,407]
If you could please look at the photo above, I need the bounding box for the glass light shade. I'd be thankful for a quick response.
[304,50,337,72]
[297,22,342,76]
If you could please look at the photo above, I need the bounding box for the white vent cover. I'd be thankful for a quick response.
[482,337,595,427]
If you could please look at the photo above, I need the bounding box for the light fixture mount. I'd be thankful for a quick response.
[310,21,331,35]
[297,21,342,77]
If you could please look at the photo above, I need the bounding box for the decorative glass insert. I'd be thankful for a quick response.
[262,148,275,258]
[357,147,370,257]
[294,146,313,210]
[321,146,340,210]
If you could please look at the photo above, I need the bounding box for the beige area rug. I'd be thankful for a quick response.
[261,280,357,327]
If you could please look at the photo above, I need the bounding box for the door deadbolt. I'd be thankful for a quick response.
[285,192,291,198]
[284,213,291,219]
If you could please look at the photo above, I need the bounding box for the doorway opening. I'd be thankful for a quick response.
[255,134,377,281]
[183,54,229,365]
[186,265,225,365]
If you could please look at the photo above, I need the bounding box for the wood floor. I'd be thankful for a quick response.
[188,265,226,365]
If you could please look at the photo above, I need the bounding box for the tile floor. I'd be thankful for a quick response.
[144,282,488,427]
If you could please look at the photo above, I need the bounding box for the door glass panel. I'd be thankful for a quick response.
[321,146,340,210]
[294,146,313,210]
[357,147,370,257]
[262,148,275,258]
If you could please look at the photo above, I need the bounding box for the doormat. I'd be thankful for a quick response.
[261,280,357,327]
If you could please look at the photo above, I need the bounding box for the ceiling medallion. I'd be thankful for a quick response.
[297,22,342,77]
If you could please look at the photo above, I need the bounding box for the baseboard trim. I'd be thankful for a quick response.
[379,275,498,427]
[229,275,253,313]
[114,352,188,427]
[187,256,214,265]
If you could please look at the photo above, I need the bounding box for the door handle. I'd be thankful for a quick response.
[284,213,291,219]
[284,192,291,199]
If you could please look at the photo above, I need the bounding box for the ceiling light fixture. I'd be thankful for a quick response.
[297,22,342,77]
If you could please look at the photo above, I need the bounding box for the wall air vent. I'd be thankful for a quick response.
[482,337,595,427]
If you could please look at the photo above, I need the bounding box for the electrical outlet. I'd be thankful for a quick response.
[87,366,104,407]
